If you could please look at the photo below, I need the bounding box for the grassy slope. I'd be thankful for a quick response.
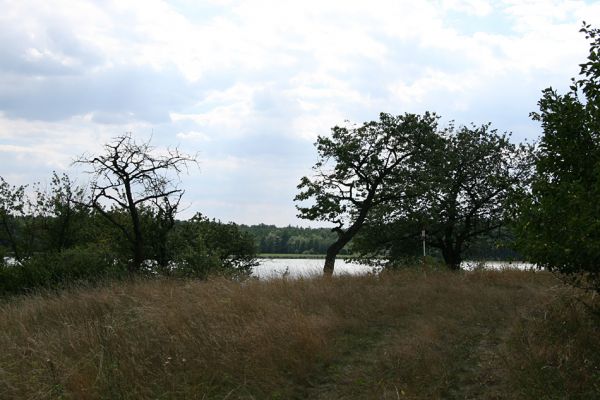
[0,269,598,399]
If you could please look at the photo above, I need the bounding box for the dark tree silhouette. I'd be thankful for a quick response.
[295,113,438,275]
[75,133,196,273]
[351,123,530,270]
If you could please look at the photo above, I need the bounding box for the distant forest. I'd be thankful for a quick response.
[239,224,519,260]
[239,224,349,255]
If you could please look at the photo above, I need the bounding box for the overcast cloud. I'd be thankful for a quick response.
[1,0,599,225]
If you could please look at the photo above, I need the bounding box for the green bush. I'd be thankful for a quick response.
[168,213,258,279]
[0,245,126,295]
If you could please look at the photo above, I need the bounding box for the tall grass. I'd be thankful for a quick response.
[0,269,597,399]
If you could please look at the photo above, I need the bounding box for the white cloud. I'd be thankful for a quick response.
[1,0,599,224]
[176,131,211,141]
[0,144,47,155]
[390,69,472,106]
[291,108,347,141]
[442,0,493,16]
[200,155,246,173]
[0,112,152,184]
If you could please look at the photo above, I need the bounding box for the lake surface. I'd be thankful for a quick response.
[253,258,372,278]
[253,258,536,279]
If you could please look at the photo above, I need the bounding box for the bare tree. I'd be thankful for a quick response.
[75,133,197,273]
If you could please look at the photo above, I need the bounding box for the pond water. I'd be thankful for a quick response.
[253,258,536,279]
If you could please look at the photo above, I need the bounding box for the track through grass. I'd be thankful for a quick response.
[1,269,598,399]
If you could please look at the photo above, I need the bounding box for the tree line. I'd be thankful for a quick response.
[238,223,518,259]
[239,224,349,255]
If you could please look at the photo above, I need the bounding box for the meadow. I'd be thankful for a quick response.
[0,268,598,399]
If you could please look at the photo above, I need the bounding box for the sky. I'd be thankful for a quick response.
[1,0,599,226]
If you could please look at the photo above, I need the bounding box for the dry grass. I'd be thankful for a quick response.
[0,268,596,399]
[502,286,600,399]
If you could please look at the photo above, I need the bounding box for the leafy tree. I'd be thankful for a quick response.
[517,23,600,291]
[295,112,439,274]
[0,174,122,295]
[75,133,196,273]
[356,123,530,270]
[32,172,89,253]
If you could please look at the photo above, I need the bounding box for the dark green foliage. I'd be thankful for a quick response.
[39,173,90,253]
[295,112,439,273]
[461,228,522,261]
[0,173,90,263]
[0,141,255,295]
[239,224,343,254]
[416,125,529,270]
[297,111,528,272]
[0,179,258,294]
[0,177,28,262]
[351,219,423,268]
[0,245,126,295]
[355,123,530,270]
[517,23,600,292]
[169,214,258,279]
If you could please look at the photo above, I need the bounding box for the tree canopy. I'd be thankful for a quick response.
[295,112,439,274]
[516,23,600,291]
[356,123,530,270]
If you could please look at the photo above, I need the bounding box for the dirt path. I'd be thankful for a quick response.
[443,326,507,400]
[303,320,513,400]
[304,326,394,400]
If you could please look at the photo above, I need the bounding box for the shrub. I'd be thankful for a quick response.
[0,245,125,295]
[168,213,258,279]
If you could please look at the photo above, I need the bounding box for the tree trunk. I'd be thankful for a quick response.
[156,219,175,270]
[322,186,378,276]
[323,252,336,276]
[323,222,364,276]
[324,240,346,276]
[441,246,462,270]
[124,180,144,274]
[131,233,144,274]
[129,208,144,274]
[56,206,72,252]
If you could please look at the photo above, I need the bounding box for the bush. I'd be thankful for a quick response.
[0,245,125,295]
[168,213,258,279]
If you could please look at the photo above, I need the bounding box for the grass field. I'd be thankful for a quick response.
[0,268,598,399]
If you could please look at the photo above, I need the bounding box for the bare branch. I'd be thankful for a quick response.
[73,133,197,272]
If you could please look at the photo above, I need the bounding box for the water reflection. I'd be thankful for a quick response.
[253,258,371,279]
[253,258,536,279]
